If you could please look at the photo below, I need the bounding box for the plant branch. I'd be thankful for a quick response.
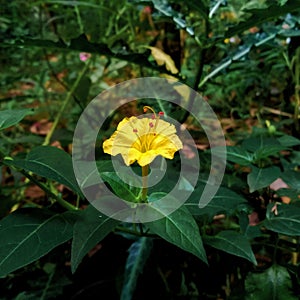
[43,59,91,145]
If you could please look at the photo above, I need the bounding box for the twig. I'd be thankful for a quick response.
[43,59,91,145]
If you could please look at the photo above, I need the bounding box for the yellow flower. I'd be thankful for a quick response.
[103,108,183,167]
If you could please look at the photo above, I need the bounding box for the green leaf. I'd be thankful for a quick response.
[10,35,160,71]
[71,205,120,273]
[278,135,300,147]
[100,171,141,202]
[185,185,247,218]
[263,203,300,236]
[204,230,257,265]
[275,188,300,202]
[245,264,297,300]
[0,108,34,130]
[0,208,75,277]
[214,146,253,166]
[242,136,280,152]
[281,170,300,189]
[144,198,207,264]
[225,0,300,38]
[247,165,281,193]
[121,237,153,300]
[4,146,82,196]
[254,145,287,161]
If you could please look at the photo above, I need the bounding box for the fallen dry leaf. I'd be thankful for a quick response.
[147,46,179,74]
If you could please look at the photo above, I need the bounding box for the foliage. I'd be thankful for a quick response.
[1,0,300,299]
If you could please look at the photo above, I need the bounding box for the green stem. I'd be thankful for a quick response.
[141,164,149,202]
[43,59,91,145]
[19,169,78,211]
[294,47,300,132]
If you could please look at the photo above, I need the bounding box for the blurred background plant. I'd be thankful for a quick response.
[1,0,300,299]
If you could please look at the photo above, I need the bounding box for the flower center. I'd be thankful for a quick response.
[131,106,165,153]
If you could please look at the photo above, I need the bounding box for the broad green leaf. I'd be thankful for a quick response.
[254,145,287,161]
[281,170,300,189]
[263,203,300,236]
[185,185,247,218]
[239,211,263,239]
[213,146,253,166]
[4,146,82,196]
[204,231,257,265]
[0,208,76,277]
[0,108,34,130]
[278,135,300,147]
[71,205,120,273]
[245,264,297,300]
[144,198,207,264]
[121,237,153,300]
[247,165,281,193]
[100,172,141,202]
[275,188,300,202]
[242,136,277,152]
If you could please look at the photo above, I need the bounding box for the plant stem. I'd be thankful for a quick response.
[294,47,300,132]
[43,59,91,145]
[19,169,78,211]
[141,164,149,202]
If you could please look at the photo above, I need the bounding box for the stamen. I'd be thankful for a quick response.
[149,122,154,128]
[133,128,138,133]
[143,106,157,119]
[158,111,164,116]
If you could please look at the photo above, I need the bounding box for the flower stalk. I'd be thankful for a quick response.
[141,164,149,202]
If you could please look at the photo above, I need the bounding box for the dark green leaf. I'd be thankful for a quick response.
[281,170,300,189]
[275,188,300,202]
[0,109,34,130]
[214,146,253,166]
[254,145,287,161]
[71,205,120,273]
[278,135,300,147]
[121,237,153,300]
[4,146,82,196]
[10,35,161,71]
[204,230,257,264]
[242,136,280,153]
[247,166,281,193]
[263,203,300,236]
[144,198,207,264]
[185,185,247,218]
[225,0,300,38]
[245,264,297,300]
[0,208,75,277]
[100,171,141,202]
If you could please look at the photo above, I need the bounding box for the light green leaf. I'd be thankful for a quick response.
[204,230,257,265]
[144,198,207,264]
[247,165,281,193]
[0,208,75,277]
[71,205,120,273]
[0,108,34,130]
[121,237,153,300]
[4,146,82,196]
[264,203,300,236]
[245,264,297,300]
